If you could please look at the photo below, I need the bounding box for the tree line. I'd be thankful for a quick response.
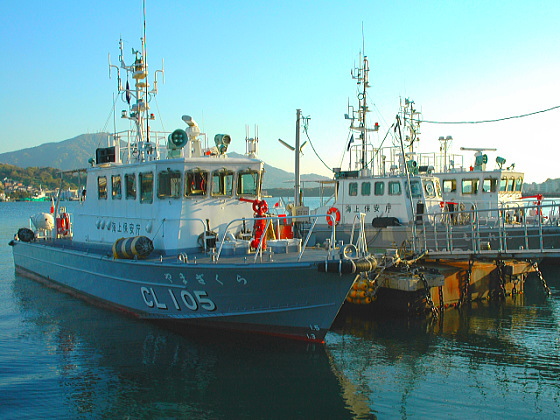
[0,163,83,191]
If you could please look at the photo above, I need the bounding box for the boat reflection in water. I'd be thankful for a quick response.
[11,274,376,419]
[327,273,560,418]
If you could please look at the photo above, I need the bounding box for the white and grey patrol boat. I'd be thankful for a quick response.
[10,30,376,343]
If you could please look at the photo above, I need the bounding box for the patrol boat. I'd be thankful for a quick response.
[306,55,444,250]
[304,53,560,257]
[10,32,375,343]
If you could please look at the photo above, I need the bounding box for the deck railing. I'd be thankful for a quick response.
[413,200,560,258]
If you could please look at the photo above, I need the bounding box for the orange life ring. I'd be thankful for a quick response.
[326,207,341,226]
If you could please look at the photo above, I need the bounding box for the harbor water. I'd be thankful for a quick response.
[1,202,559,419]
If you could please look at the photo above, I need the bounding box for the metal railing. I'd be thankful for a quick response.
[215,213,355,262]
[413,200,560,257]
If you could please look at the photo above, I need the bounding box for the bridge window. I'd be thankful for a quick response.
[211,169,234,197]
[361,182,371,196]
[374,182,384,196]
[482,178,497,193]
[237,169,260,196]
[349,182,358,196]
[507,177,515,192]
[462,179,478,195]
[140,172,154,204]
[125,173,136,200]
[112,175,122,200]
[157,170,181,199]
[500,177,507,192]
[515,177,523,192]
[388,181,401,195]
[185,169,208,197]
[97,176,107,200]
[442,179,456,193]
[405,180,422,198]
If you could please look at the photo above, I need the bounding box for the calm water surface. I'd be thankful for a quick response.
[1,202,559,419]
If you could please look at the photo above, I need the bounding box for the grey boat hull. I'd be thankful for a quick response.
[12,240,357,342]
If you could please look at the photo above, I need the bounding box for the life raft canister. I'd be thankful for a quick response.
[326,207,341,226]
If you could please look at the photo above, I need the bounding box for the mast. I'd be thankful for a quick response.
[295,109,302,207]
[399,98,422,154]
[347,54,378,172]
[108,0,164,163]
[353,55,369,170]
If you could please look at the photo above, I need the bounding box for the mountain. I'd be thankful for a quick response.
[0,133,109,171]
[0,134,331,189]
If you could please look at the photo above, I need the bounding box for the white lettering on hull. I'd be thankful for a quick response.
[141,287,217,312]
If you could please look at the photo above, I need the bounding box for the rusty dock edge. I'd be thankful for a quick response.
[345,258,538,315]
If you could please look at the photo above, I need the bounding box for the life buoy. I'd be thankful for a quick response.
[326,207,341,226]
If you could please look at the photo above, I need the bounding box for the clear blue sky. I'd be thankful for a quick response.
[1,0,559,183]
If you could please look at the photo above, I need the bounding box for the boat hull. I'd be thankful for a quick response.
[12,241,356,342]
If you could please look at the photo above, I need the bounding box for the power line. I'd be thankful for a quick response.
[302,124,332,172]
[416,104,560,125]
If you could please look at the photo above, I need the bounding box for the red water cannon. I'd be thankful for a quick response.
[239,198,269,249]
[239,198,269,217]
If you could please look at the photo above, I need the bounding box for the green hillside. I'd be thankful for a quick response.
[0,163,82,190]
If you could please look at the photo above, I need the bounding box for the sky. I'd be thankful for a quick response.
[1,0,559,183]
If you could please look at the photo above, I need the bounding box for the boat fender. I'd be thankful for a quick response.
[112,236,154,259]
[17,228,35,243]
[372,217,400,228]
[318,256,377,274]
[326,207,341,226]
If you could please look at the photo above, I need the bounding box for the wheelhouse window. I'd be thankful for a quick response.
[405,180,422,198]
[97,176,107,200]
[139,172,154,204]
[515,177,523,192]
[157,169,181,199]
[349,182,358,197]
[112,175,122,200]
[486,178,497,193]
[361,182,371,196]
[500,177,507,192]
[374,182,384,196]
[237,169,260,196]
[442,179,457,193]
[211,169,234,197]
[424,180,436,198]
[185,169,208,197]
[482,178,497,193]
[462,179,478,195]
[507,177,515,192]
[388,181,401,196]
[125,173,136,200]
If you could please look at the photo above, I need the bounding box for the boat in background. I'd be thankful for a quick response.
[402,123,525,214]
[9,16,377,343]
[294,50,559,315]
[301,52,560,259]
